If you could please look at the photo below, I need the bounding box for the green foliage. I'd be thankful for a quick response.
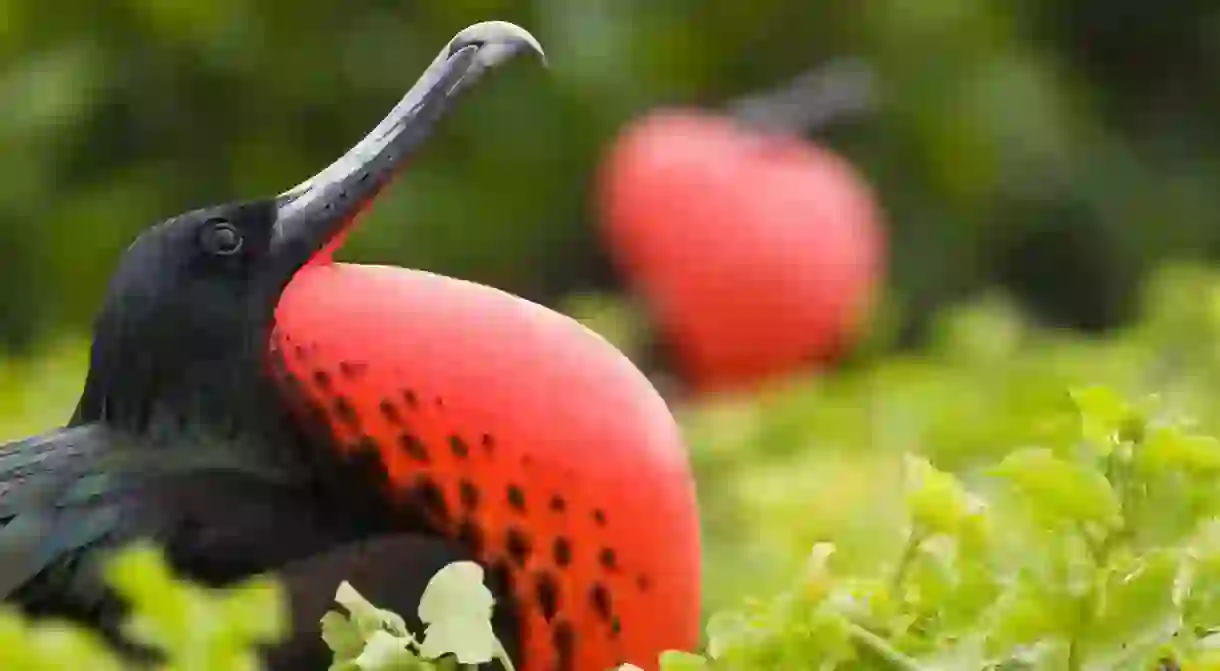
[0,546,516,671]
[654,384,1220,669]
[643,264,1220,668]
[0,542,285,670]
[674,264,1220,618]
[323,562,516,671]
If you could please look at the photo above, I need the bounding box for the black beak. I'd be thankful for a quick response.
[268,21,545,273]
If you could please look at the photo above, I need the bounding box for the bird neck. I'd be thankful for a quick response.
[71,333,296,452]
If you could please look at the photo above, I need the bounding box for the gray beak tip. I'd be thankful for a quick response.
[450,20,547,68]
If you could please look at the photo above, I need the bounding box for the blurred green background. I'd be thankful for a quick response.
[7,0,1220,355]
[5,0,1220,620]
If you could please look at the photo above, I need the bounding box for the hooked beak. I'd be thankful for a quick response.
[269,21,545,272]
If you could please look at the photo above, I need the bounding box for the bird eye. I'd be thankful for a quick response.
[200,220,243,256]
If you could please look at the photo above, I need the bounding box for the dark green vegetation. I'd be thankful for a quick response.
[0,1,1214,352]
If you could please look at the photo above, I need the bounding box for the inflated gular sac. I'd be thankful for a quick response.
[269,262,702,671]
[596,109,886,392]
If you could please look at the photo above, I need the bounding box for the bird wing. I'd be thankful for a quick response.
[0,424,521,670]
[0,424,131,602]
[0,422,319,619]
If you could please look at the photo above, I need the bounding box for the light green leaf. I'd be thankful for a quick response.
[103,542,197,652]
[903,454,975,536]
[991,447,1122,528]
[1069,385,1141,453]
[321,611,366,662]
[416,562,503,667]
[216,576,288,645]
[704,609,750,661]
[657,650,710,670]
[418,616,496,665]
[1080,549,1184,667]
[417,562,495,625]
[335,581,409,639]
[984,576,1075,657]
[353,629,413,670]
[1137,426,1220,475]
[803,542,837,602]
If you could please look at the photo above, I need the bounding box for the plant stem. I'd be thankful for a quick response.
[847,622,926,671]
[890,527,926,594]
[1067,594,1089,671]
[1069,452,1126,671]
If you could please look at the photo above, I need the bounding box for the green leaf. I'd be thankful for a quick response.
[418,616,497,666]
[416,561,502,667]
[990,447,1122,528]
[703,608,752,661]
[1080,549,1184,667]
[215,575,288,645]
[984,575,1075,657]
[352,629,414,670]
[657,650,710,670]
[321,611,366,663]
[417,562,495,625]
[903,454,976,537]
[0,613,126,670]
[103,541,197,653]
[1137,426,1220,475]
[335,581,410,639]
[1179,522,1220,628]
[1069,385,1142,453]
[802,542,837,602]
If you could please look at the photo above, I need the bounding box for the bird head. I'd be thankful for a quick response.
[68,22,700,671]
[74,22,545,437]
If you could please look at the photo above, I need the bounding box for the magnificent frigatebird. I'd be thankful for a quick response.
[1,21,701,671]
